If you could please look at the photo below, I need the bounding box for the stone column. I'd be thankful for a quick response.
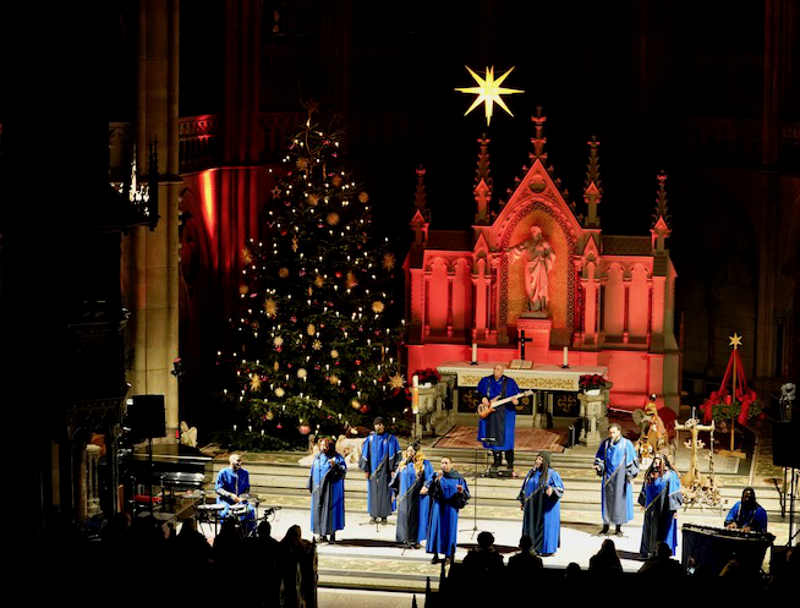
[127,0,181,438]
[86,444,102,518]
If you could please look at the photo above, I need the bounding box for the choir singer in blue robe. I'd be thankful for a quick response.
[518,451,564,556]
[477,364,520,470]
[359,417,401,524]
[638,453,682,557]
[308,437,347,544]
[594,422,639,536]
[725,487,768,533]
[425,456,469,564]
[389,442,434,548]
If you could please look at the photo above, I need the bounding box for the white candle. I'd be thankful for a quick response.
[412,375,419,388]
[233,424,237,432]
[472,343,478,363]
[563,346,568,367]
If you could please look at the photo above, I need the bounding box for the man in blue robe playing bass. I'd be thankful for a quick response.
[594,422,639,536]
[477,364,520,471]
[359,416,401,524]
[308,437,347,544]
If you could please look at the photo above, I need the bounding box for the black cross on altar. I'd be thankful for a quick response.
[518,330,533,360]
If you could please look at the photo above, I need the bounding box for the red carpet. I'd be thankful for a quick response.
[433,426,567,453]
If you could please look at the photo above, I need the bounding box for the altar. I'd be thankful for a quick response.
[436,361,610,443]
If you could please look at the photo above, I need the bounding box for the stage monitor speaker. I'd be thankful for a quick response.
[129,394,166,439]
[772,422,800,468]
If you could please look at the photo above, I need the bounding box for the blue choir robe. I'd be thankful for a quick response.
[359,432,401,518]
[476,374,520,451]
[638,469,682,557]
[725,501,768,533]
[390,459,435,544]
[594,437,639,525]
[308,452,347,536]
[518,468,564,555]
[425,471,470,557]
[215,467,256,527]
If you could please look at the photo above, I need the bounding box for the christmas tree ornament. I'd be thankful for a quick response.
[327,212,340,226]
[359,404,369,414]
[330,349,339,359]
[250,374,262,391]
[388,373,405,389]
[279,267,290,278]
[358,191,369,203]
[314,275,325,287]
[273,361,280,371]
[328,374,340,385]
[266,410,275,421]
[306,323,316,335]
[297,368,308,379]
[351,399,360,410]
[332,175,343,187]
[382,252,396,270]
[372,300,385,313]
[312,339,323,351]
[308,193,319,206]
[298,423,311,435]
[292,236,299,252]
[239,284,249,295]
[346,272,358,289]
[264,298,278,317]
[273,336,284,347]
[274,387,285,397]
[296,157,310,170]
[242,247,253,264]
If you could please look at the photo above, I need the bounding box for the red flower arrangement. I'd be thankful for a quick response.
[578,374,608,391]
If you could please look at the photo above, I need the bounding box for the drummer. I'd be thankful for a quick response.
[215,453,257,532]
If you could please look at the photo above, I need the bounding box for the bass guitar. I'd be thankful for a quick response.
[477,390,535,419]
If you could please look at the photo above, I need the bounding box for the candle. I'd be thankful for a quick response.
[562,346,568,367]
[691,407,696,420]
[471,343,478,363]
[412,375,419,388]
[233,424,237,432]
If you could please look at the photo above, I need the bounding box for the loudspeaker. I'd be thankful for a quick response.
[772,422,800,467]
[128,394,166,439]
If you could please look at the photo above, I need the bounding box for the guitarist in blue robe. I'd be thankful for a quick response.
[477,364,520,471]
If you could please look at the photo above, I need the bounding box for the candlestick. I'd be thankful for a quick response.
[471,343,478,365]
[562,346,569,368]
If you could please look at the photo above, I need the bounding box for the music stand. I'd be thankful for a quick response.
[459,446,484,540]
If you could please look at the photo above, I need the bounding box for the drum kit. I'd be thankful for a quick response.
[194,491,280,538]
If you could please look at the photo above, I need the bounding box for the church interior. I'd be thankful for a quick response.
[3,1,799,605]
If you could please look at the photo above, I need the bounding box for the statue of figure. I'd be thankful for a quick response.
[507,226,555,312]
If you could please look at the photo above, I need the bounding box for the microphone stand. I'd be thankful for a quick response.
[460,446,481,539]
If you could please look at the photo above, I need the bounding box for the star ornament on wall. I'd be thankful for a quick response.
[455,66,524,126]
[729,332,743,349]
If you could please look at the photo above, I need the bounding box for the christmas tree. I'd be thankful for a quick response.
[217,110,406,449]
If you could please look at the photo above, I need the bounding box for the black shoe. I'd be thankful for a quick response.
[380,517,388,524]
[328,536,336,545]
[614,527,623,536]
[431,555,441,564]
[369,517,377,524]
[599,525,610,536]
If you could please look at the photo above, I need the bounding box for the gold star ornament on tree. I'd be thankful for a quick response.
[388,373,405,390]
[729,332,743,349]
[455,66,524,126]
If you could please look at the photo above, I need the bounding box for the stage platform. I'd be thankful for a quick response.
[188,442,793,594]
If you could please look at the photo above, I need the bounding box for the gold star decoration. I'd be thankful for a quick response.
[382,252,396,270]
[312,339,323,351]
[455,66,524,126]
[388,373,405,390]
[729,332,743,350]
[264,298,277,317]
[314,274,325,288]
[372,300,385,313]
[292,236,299,252]
[250,374,261,391]
[328,373,340,385]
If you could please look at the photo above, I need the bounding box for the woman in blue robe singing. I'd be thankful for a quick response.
[518,451,564,556]
[390,442,435,548]
[425,456,469,564]
[638,453,682,557]
[308,437,347,544]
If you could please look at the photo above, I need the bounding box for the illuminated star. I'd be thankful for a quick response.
[388,373,405,390]
[729,332,743,349]
[455,66,524,126]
